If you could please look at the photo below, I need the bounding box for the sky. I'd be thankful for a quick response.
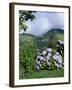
[19,11,64,36]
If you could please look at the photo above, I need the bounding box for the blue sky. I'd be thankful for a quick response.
[19,11,64,36]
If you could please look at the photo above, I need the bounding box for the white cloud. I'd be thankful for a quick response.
[20,12,64,36]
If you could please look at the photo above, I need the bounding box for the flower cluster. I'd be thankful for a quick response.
[35,40,64,71]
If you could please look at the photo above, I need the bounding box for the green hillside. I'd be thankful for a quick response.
[42,29,64,39]
[19,28,64,49]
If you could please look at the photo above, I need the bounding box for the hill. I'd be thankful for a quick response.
[19,28,64,49]
[42,28,64,38]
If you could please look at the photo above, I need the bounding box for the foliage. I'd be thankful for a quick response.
[19,31,64,79]
[19,38,36,78]
[19,10,36,31]
[20,69,64,79]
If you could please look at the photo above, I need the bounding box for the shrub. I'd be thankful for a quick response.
[19,41,36,78]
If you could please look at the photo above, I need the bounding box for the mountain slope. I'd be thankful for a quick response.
[43,29,64,38]
[19,28,64,49]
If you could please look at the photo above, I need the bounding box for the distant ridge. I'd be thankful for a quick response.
[43,28,64,37]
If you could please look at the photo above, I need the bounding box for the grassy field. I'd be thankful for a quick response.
[19,29,64,79]
[19,69,64,79]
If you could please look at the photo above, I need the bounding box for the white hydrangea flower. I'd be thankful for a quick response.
[41,50,47,56]
[53,55,58,61]
[36,55,45,62]
[40,56,45,61]
[56,52,59,55]
[55,63,60,68]
[43,58,46,62]
[45,56,50,61]
[46,48,52,53]
[48,53,52,57]
[57,57,62,64]
[55,63,62,68]
[36,60,40,65]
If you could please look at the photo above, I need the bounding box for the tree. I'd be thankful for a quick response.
[19,10,36,31]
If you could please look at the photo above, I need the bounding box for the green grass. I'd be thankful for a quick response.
[19,69,64,79]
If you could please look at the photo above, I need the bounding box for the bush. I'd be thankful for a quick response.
[19,41,36,78]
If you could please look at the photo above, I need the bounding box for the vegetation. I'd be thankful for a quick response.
[19,29,64,79]
[19,10,36,31]
[20,69,64,79]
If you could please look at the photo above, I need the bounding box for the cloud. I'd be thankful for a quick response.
[31,16,52,35]
[20,12,64,36]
